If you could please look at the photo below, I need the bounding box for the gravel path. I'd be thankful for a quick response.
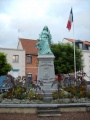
[0,112,90,120]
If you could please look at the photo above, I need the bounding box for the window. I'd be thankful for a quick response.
[79,43,82,49]
[89,66,90,73]
[27,55,32,63]
[27,74,32,86]
[88,46,90,51]
[13,55,19,62]
[27,74,32,80]
[89,56,90,63]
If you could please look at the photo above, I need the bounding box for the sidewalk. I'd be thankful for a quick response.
[0,112,90,120]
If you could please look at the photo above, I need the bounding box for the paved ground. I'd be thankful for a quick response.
[0,112,90,120]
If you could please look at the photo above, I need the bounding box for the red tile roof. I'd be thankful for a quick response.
[64,38,75,42]
[19,38,39,54]
[83,41,90,45]
[64,38,90,45]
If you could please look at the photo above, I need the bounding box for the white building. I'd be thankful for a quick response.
[0,48,25,78]
[62,38,90,81]
[82,50,90,81]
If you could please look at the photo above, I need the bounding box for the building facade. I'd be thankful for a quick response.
[1,37,90,82]
[17,38,38,81]
[0,48,25,78]
[62,38,90,81]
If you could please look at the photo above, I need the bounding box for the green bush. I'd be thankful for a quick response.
[52,90,67,100]
[2,86,27,99]
[15,93,27,100]
[36,94,43,100]
[28,91,36,100]
[86,90,90,98]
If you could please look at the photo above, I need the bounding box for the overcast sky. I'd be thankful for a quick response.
[0,0,90,48]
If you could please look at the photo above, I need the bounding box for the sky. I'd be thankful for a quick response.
[0,0,90,48]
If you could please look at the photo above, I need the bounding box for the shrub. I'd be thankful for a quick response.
[86,90,90,98]
[28,90,36,100]
[36,94,43,100]
[52,90,67,100]
[2,86,27,99]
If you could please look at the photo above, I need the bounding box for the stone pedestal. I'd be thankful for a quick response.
[37,55,57,99]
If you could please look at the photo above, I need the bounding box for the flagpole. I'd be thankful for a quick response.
[72,7,76,79]
[66,7,76,79]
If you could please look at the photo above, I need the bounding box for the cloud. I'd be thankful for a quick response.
[0,0,90,48]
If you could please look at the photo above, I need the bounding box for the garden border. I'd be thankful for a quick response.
[0,103,90,113]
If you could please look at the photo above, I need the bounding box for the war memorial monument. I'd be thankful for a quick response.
[36,26,57,99]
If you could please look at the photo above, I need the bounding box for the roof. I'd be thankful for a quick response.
[19,38,39,54]
[64,38,75,42]
[64,38,90,45]
[0,47,25,51]
[83,41,90,45]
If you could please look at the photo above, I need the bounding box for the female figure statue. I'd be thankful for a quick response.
[36,26,53,55]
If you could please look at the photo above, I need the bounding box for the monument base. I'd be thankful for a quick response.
[37,55,57,99]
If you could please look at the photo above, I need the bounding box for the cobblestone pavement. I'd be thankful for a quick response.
[0,112,90,120]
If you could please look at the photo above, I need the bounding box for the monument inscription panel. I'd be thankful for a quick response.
[37,55,55,82]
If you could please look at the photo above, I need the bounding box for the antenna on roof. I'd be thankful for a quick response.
[17,29,22,49]
[18,29,20,39]
[18,29,23,39]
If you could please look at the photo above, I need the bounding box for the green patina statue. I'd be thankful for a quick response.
[36,26,53,55]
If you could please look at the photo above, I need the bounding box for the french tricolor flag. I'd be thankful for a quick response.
[66,8,73,31]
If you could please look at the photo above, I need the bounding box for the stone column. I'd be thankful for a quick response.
[37,54,57,100]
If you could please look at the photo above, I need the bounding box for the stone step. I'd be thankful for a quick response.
[38,113,61,117]
[36,89,57,93]
[36,90,54,100]
[41,93,52,98]
[43,96,52,100]
[37,83,57,89]
[44,94,52,97]
[38,107,60,110]
[38,109,60,113]
[34,87,57,92]
[37,107,61,117]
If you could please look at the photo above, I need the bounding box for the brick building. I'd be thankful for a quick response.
[17,38,38,81]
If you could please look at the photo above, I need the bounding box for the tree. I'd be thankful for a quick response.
[0,52,12,76]
[51,43,83,74]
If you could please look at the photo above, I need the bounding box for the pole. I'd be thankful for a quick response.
[74,37,76,79]
[72,8,76,79]
[18,29,20,39]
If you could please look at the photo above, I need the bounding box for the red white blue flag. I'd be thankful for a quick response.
[66,8,73,31]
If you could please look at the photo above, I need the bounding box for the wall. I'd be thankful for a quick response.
[0,48,25,77]
[26,55,38,81]
[82,50,90,81]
